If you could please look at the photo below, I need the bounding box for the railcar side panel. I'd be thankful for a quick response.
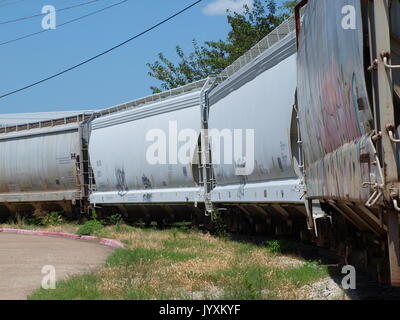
[89,91,202,205]
[297,0,379,202]
[0,124,82,204]
[208,33,303,204]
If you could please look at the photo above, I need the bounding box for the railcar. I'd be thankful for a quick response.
[203,18,308,235]
[0,113,94,214]
[88,81,207,223]
[296,0,400,285]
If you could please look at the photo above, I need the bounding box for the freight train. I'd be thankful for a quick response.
[0,0,399,286]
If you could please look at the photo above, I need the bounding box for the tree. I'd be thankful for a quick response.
[147,0,298,93]
[282,0,298,13]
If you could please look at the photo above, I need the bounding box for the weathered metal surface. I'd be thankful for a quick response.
[0,112,94,134]
[0,123,82,203]
[392,0,400,41]
[297,0,375,202]
[392,0,400,99]
[0,111,94,127]
[95,80,207,118]
[387,208,400,286]
[374,0,400,287]
[373,0,398,193]
[89,91,203,205]
[305,134,383,202]
[210,179,303,204]
[208,34,303,204]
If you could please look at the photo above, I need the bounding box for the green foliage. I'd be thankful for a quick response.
[108,213,123,226]
[24,217,42,226]
[147,0,297,92]
[265,239,298,254]
[76,220,104,236]
[15,211,64,227]
[274,261,328,287]
[29,274,103,300]
[40,211,64,227]
[282,0,298,12]
[29,272,175,300]
[90,209,98,221]
[170,228,179,239]
[170,222,192,233]
[115,223,133,233]
[75,208,104,236]
[211,210,228,238]
[219,265,270,299]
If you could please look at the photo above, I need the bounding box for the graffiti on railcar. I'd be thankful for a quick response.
[115,167,129,197]
[305,134,382,202]
[141,174,153,202]
[297,0,375,200]
[237,177,247,200]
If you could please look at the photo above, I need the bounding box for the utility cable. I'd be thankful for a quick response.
[0,0,203,99]
[0,0,104,25]
[0,0,129,46]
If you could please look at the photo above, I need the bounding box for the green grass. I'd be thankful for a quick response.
[29,248,197,300]
[264,239,298,254]
[27,225,333,300]
[30,274,104,300]
[214,265,271,300]
[274,261,328,286]
[107,248,197,267]
[76,220,104,236]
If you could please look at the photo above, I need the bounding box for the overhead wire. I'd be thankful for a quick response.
[0,0,129,46]
[0,0,203,100]
[0,0,104,25]
[0,0,27,9]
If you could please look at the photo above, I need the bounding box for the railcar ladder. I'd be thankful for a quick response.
[199,77,218,215]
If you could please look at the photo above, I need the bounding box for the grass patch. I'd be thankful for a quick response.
[77,220,104,236]
[24,223,335,300]
[30,274,104,300]
[107,248,197,267]
[274,261,328,287]
[215,265,271,300]
[264,239,298,254]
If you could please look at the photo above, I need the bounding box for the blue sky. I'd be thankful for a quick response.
[0,0,285,113]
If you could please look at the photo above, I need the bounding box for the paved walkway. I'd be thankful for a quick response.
[0,233,114,300]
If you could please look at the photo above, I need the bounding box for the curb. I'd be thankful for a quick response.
[0,228,124,249]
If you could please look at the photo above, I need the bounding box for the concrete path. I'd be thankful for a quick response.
[0,233,114,300]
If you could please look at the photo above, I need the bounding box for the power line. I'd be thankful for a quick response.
[0,0,27,9]
[0,0,104,25]
[0,0,203,100]
[0,0,129,46]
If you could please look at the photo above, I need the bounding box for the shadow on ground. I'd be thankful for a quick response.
[228,233,400,300]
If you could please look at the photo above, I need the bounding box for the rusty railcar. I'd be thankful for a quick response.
[296,0,400,285]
